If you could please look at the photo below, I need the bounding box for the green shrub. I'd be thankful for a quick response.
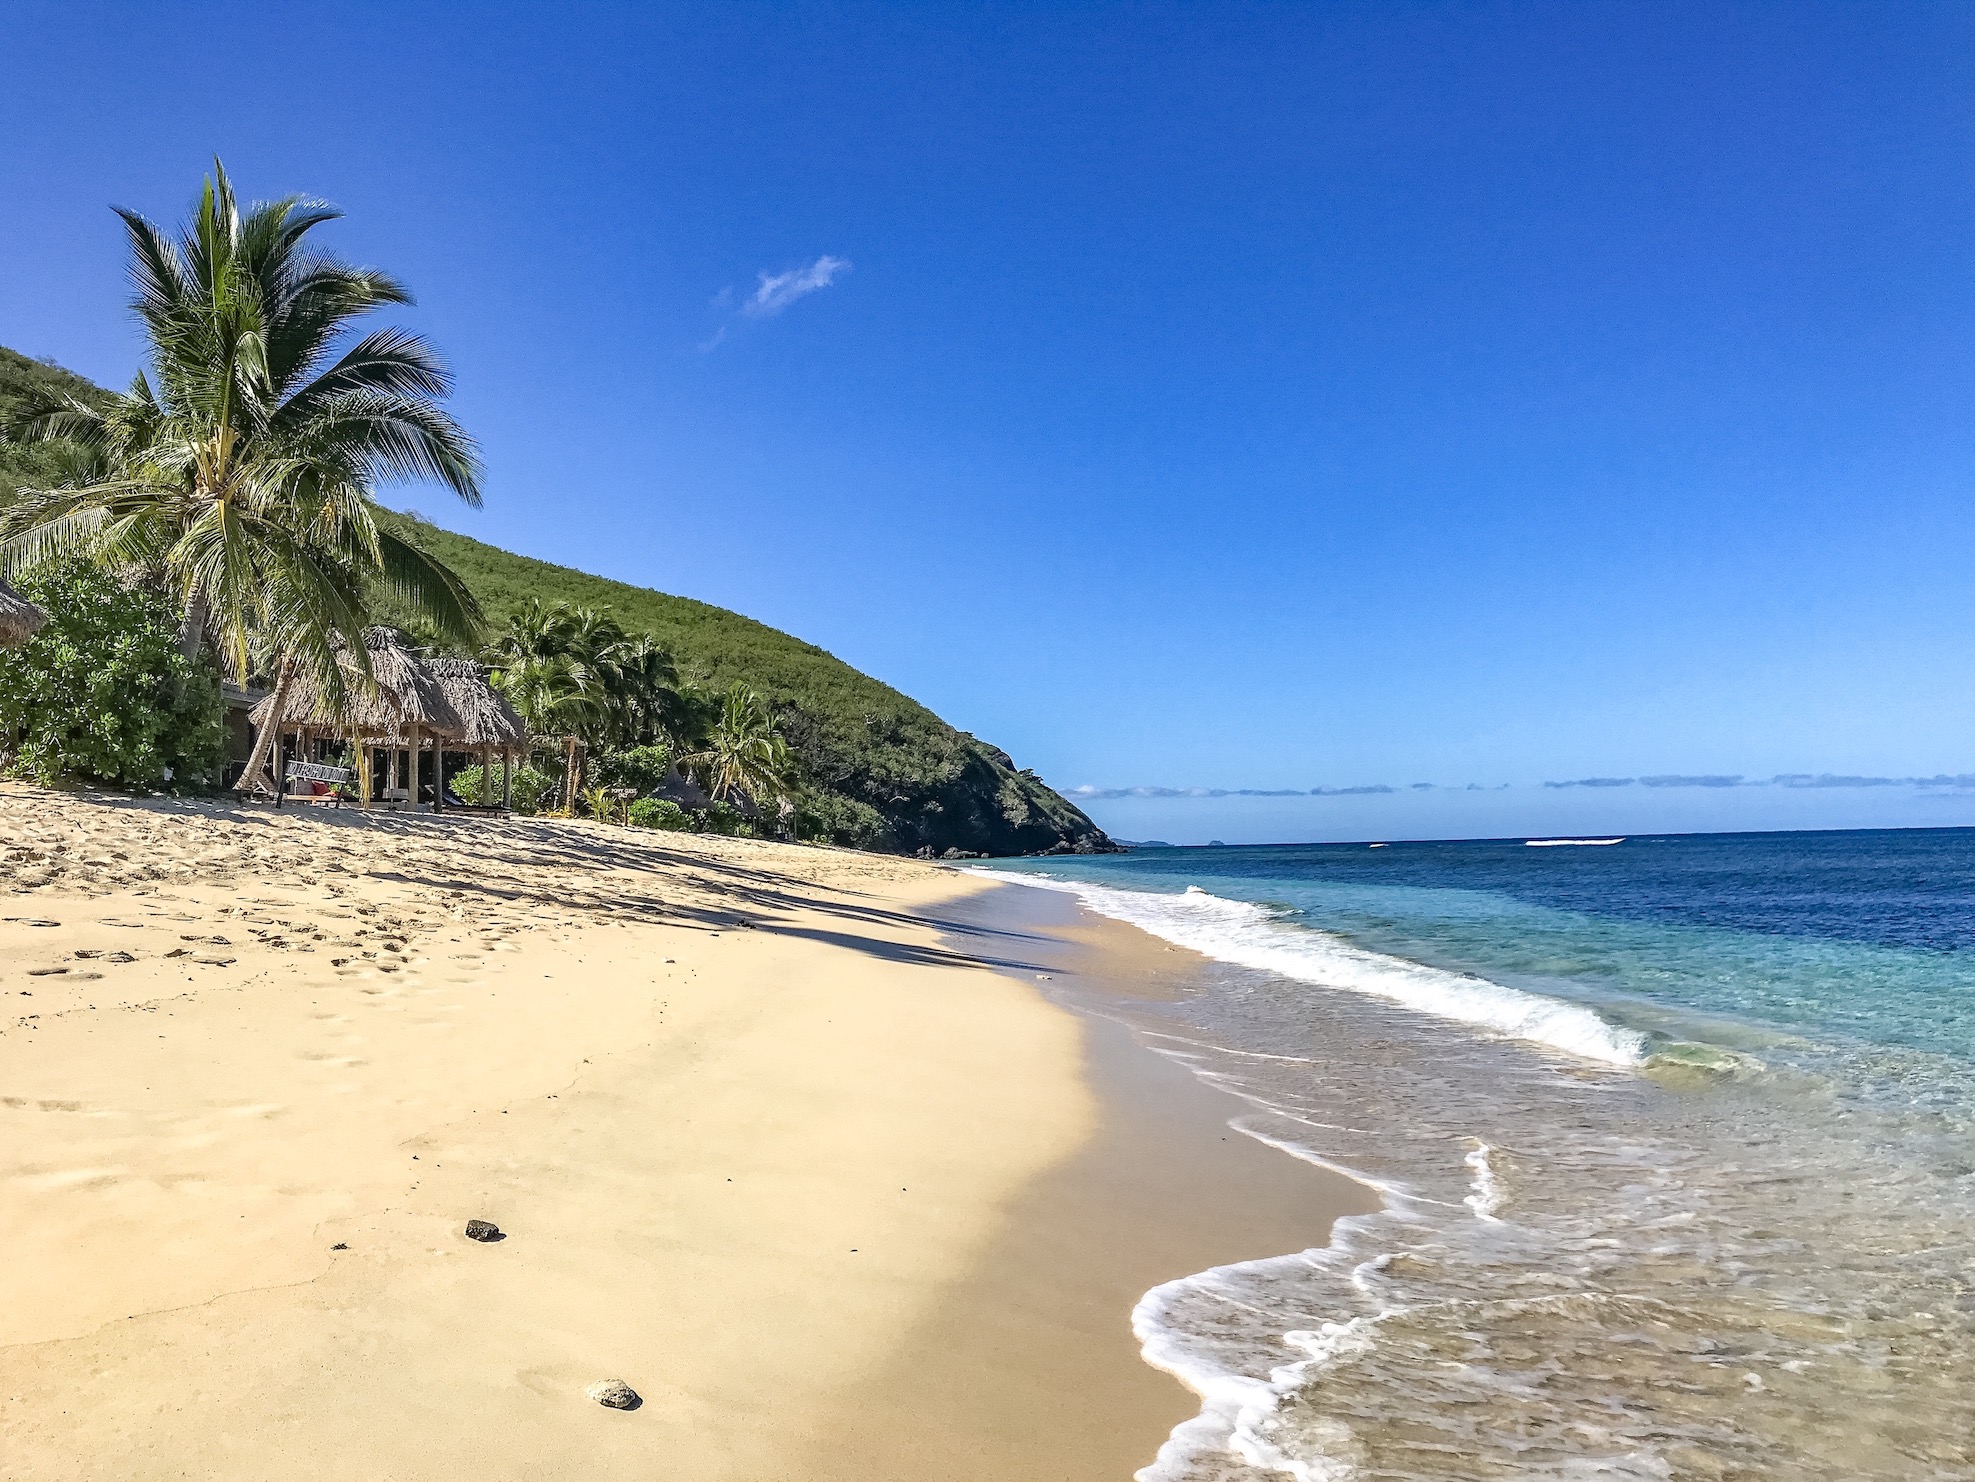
[697,801,755,837]
[450,762,556,814]
[627,797,689,831]
[793,789,891,849]
[593,743,672,796]
[0,560,225,790]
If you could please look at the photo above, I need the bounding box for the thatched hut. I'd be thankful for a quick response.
[424,655,529,804]
[0,577,48,650]
[248,628,526,811]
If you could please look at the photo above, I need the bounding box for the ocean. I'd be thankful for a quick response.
[975,829,1975,1481]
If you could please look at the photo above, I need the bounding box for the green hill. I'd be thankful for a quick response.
[0,347,1114,857]
[0,347,112,504]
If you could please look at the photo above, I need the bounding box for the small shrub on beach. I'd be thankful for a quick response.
[697,801,755,837]
[792,789,890,848]
[627,797,689,831]
[0,560,225,791]
[593,743,672,797]
[449,763,556,814]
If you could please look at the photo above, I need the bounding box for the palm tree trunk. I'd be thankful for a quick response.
[563,734,579,814]
[177,589,210,667]
[237,655,298,797]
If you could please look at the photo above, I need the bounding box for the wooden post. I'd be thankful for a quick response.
[407,723,421,811]
[503,748,513,811]
[434,742,447,815]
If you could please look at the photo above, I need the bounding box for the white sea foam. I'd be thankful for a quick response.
[963,865,1975,1481]
[972,871,1648,1066]
[1463,1140,1507,1221]
[1129,1225,1396,1482]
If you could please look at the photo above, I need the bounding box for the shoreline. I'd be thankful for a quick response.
[814,878,1380,1480]
[0,785,1372,1479]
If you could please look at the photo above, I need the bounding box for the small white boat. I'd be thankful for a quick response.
[1525,837,1624,847]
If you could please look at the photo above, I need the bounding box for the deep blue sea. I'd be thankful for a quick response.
[978,829,1975,1481]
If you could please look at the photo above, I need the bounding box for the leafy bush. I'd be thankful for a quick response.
[627,797,689,831]
[450,762,556,814]
[592,743,672,796]
[697,801,755,837]
[793,789,891,849]
[0,560,225,790]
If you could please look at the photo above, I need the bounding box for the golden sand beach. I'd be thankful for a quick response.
[0,783,1368,1480]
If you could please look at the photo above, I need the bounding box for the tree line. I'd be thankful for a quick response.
[0,162,793,829]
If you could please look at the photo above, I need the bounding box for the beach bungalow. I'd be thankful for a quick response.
[0,577,48,649]
[246,628,526,811]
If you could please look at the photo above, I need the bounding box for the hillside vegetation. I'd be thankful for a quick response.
[1,347,1113,857]
[0,347,111,504]
[382,513,1111,855]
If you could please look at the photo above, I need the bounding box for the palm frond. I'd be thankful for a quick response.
[272,328,453,430]
[290,387,482,504]
[0,504,113,575]
[375,526,484,650]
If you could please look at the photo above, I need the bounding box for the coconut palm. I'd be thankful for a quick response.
[0,161,483,793]
[686,685,794,818]
[602,634,681,747]
[489,652,601,814]
[484,601,683,803]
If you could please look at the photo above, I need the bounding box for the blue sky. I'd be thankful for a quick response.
[6,2,1975,844]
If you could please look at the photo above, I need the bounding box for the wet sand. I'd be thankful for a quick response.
[0,784,1371,1479]
[814,881,1380,1480]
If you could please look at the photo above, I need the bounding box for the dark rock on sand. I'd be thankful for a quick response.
[463,1219,505,1243]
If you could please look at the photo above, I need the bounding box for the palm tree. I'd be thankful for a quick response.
[483,601,682,805]
[686,685,794,822]
[488,652,601,814]
[0,161,482,793]
[603,634,681,747]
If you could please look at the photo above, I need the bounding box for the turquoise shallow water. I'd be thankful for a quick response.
[978,830,1975,1480]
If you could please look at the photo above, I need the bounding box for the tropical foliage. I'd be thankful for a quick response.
[0,559,225,789]
[592,743,673,796]
[0,332,1113,852]
[1,349,110,507]
[0,163,484,793]
[626,796,689,831]
[368,513,1115,855]
[449,761,555,815]
[686,685,794,817]
[484,599,685,811]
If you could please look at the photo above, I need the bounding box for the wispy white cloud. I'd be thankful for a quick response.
[1064,783,1397,801]
[1069,771,1975,801]
[743,255,851,318]
[1540,772,1975,790]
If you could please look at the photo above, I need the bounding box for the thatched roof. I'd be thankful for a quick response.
[425,656,527,746]
[250,628,525,747]
[0,578,49,649]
